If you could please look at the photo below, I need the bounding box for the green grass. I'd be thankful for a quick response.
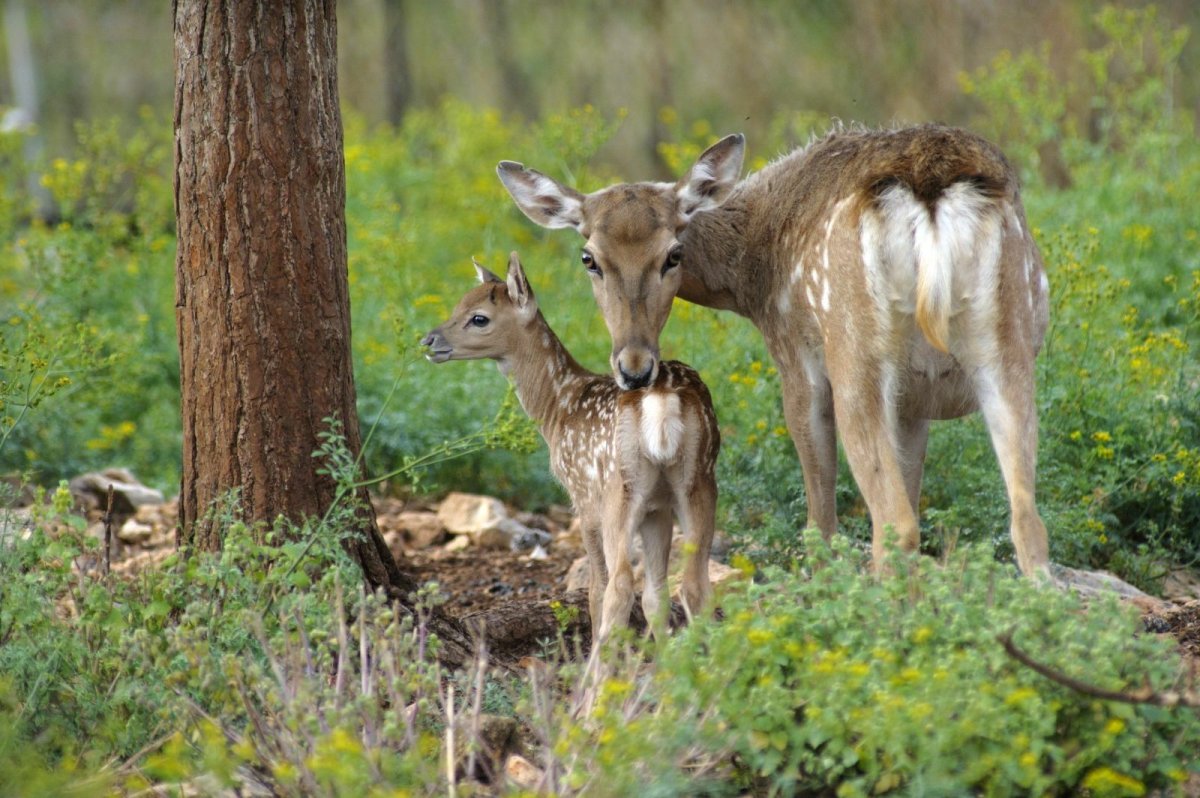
[0,9,1198,791]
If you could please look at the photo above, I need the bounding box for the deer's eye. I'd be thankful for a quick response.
[663,245,683,274]
[469,314,489,328]
[581,250,600,275]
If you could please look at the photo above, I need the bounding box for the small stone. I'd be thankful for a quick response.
[508,521,551,553]
[504,753,543,789]
[437,492,508,534]
[565,555,589,592]
[526,544,549,561]
[443,535,471,552]
[397,511,447,549]
[117,518,154,544]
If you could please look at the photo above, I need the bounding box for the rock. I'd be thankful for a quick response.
[396,511,447,549]
[0,474,35,507]
[1163,567,1200,603]
[438,492,508,534]
[0,506,35,542]
[437,492,520,549]
[117,518,154,544]
[565,555,589,591]
[508,521,551,553]
[544,504,575,527]
[526,544,549,561]
[706,559,745,589]
[457,714,518,781]
[557,517,584,548]
[443,535,471,553]
[69,469,164,514]
[565,553,742,595]
[1053,564,1173,613]
[505,753,544,789]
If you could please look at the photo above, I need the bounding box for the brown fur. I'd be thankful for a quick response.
[499,125,1052,578]
[422,253,720,644]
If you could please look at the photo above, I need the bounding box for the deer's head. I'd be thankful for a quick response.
[497,135,744,389]
[421,252,536,365]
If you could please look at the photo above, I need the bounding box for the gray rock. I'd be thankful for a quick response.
[69,469,164,514]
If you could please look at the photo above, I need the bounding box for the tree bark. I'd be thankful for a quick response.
[171,1,603,671]
[172,1,403,592]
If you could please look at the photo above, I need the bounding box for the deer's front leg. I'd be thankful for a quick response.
[779,366,839,537]
[597,489,641,643]
[580,515,607,643]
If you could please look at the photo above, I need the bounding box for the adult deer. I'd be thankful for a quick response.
[422,252,720,642]
[497,125,1051,578]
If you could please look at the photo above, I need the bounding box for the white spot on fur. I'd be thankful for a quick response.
[821,274,831,312]
[640,393,683,463]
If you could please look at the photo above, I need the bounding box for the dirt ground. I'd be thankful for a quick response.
[61,490,1200,668]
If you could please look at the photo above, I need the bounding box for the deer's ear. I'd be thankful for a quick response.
[472,257,504,285]
[676,133,745,223]
[497,161,585,232]
[505,251,537,318]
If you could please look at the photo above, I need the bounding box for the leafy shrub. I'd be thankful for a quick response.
[546,533,1200,795]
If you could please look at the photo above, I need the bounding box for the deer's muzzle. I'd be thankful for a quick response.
[613,344,658,390]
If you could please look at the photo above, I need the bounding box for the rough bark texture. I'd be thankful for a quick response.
[172,1,404,593]
[171,1,601,670]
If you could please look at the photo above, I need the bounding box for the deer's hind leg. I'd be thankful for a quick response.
[672,472,717,620]
[827,354,920,568]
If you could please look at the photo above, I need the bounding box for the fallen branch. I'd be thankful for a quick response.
[997,630,1200,709]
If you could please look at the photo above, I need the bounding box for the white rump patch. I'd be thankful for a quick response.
[862,182,1000,351]
[640,393,684,463]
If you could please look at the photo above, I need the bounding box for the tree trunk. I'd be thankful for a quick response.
[172,0,404,593]
[171,1,599,671]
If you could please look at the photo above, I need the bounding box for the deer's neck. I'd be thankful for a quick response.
[678,187,764,319]
[501,313,597,433]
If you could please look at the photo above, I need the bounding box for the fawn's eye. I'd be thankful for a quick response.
[663,245,683,274]
[581,250,600,275]
[469,314,489,328]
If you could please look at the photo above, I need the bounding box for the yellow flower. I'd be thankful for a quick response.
[1081,766,1145,797]
[1092,430,1112,443]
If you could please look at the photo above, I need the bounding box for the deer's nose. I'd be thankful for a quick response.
[614,342,659,390]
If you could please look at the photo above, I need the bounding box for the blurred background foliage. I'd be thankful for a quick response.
[0,1,1198,582]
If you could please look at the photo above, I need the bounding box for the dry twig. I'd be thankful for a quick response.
[997,630,1200,709]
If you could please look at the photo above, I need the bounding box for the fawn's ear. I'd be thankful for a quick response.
[676,133,745,223]
[497,161,585,232]
[472,257,504,285]
[505,251,537,319]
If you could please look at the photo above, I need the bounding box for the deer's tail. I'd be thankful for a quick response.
[911,182,998,353]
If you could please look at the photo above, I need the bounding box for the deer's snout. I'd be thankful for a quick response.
[614,345,658,390]
[422,330,452,363]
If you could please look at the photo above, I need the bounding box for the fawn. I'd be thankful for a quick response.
[422,252,720,644]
